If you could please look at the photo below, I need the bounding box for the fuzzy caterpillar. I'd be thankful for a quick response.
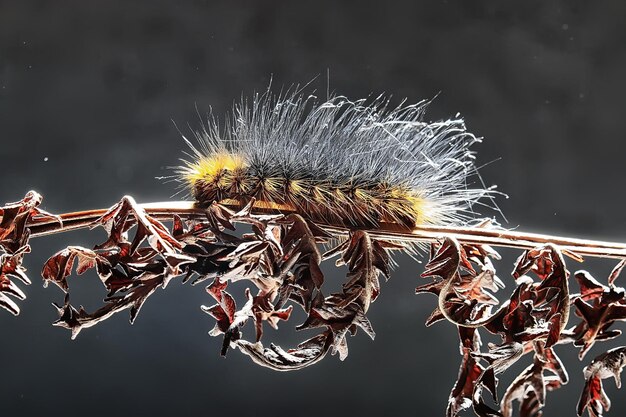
[178,92,494,230]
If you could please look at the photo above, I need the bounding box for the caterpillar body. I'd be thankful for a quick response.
[180,92,493,229]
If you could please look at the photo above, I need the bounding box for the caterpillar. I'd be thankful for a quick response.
[179,91,495,230]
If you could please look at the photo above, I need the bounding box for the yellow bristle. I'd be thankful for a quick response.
[231,169,252,194]
[186,153,246,184]
[217,175,234,189]
[262,177,281,193]
[354,188,374,202]
[288,179,306,197]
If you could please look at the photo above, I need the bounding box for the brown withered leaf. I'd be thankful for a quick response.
[339,230,385,311]
[277,214,326,312]
[570,266,626,359]
[298,293,375,360]
[417,237,504,328]
[202,278,241,355]
[234,332,332,371]
[41,246,113,292]
[202,279,293,356]
[573,297,626,360]
[0,248,30,315]
[466,342,526,417]
[247,288,293,342]
[447,327,487,417]
[52,270,167,339]
[297,230,387,360]
[49,196,194,337]
[1,191,59,252]
[183,212,283,288]
[204,201,237,231]
[418,241,576,417]
[192,211,337,367]
[95,195,187,270]
[577,347,626,417]
[500,341,568,417]
[0,191,59,315]
[507,245,570,348]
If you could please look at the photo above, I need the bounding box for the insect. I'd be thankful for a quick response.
[179,92,491,230]
[2,89,626,417]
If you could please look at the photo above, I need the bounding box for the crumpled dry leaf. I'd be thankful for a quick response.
[45,195,194,338]
[195,212,342,369]
[297,230,389,360]
[201,278,292,356]
[570,264,626,359]
[42,246,112,291]
[447,327,487,417]
[0,191,59,315]
[416,237,504,328]
[577,347,626,417]
[0,248,30,315]
[234,332,332,371]
[511,245,570,347]
[469,244,571,356]
[500,341,568,417]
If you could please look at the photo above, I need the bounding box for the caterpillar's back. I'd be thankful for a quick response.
[179,91,492,229]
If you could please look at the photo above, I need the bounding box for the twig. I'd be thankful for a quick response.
[25,200,626,260]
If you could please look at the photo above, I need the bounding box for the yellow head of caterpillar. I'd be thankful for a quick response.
[184,152,247,184]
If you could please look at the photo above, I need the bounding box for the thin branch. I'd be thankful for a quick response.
[23,200,626,260]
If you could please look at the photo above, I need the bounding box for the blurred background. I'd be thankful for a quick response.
[1,1,626,416]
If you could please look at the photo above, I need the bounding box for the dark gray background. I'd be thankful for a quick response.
[2,1,626,416]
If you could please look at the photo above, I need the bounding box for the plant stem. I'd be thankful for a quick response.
[25,200,626,260]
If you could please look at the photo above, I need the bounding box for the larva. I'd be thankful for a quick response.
[179,92,494,230]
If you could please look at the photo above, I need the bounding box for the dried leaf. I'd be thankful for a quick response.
[0,191,59,315]
[571,268,626,359]
[577,347,626,417]
[48,196,194,337]
[234,332,332,371]
[418,237,504,328]
[41,246,112,291]
[447,328,486,417]
[500,342,568,417]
